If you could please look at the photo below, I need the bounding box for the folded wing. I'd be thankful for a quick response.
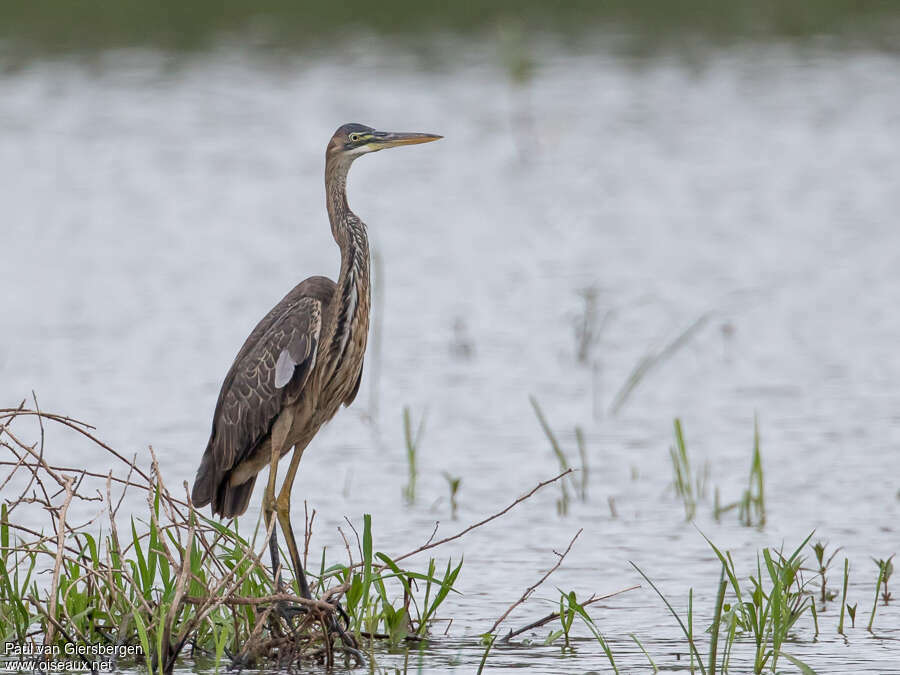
[192,277,336,515]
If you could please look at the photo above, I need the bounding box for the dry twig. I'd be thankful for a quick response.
[487,528,582,636]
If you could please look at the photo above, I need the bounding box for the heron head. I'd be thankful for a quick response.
[327,123,442,160]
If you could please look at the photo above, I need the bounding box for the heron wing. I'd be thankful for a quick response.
[211,297,320,473]
[203,277,337,478]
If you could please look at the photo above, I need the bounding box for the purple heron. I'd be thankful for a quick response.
[191,123,441,612]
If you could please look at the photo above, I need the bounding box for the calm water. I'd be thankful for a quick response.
[2,39,900,672]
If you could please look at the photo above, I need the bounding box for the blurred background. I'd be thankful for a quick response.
[2,3,900,672]
[2,1,900,54]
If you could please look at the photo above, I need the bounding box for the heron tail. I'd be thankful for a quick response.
[213,476,257,518]
[190,451,216,508]
[191,452,256,518]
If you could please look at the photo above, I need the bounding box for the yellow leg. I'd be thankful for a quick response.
[275,440,361,653]
[265,413,291,591]
[275,444,311,598]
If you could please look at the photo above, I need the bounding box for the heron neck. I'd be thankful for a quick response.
[325,156,362,249]
[325,155,370,338]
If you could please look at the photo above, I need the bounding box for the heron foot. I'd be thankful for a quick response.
[263,596,364,666]
[275,598,310,624]
[327,605,356,646]
[228,647,254,672]
[326,612,365,667]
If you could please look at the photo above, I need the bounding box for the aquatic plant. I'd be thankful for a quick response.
[630,633,659,672]
[550,590,618,670]
[442,472,462,519]
[738,418,765,527]
[838,558,850,634]
[529,396,572,515]
[867,554,894,631]
[573,286,603,365]
[873,554,894,605]
[809,540,841,606]
[529,396,589,516]
[477,528,630,674]
[401,406,426,505]
[610,312,711,415]
[669,418,708,521]
[0,404,572,673]
[631,531,816,674]
[713,417,766,527]
[575,426,589,501]
[0,504,38,645]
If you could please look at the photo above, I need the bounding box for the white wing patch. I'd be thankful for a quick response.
[274,348,296,388]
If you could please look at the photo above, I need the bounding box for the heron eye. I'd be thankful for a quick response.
[349,133,362,143]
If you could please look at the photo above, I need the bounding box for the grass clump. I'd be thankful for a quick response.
[867,554,895,631]
[737,418,765,527]
[669,418,708,521]
[1,472,458,672]
[631,531,817,674]
[529,396,589,516]
[339,515,462,645]
[711,417,766,527]
[540,588,618,671]
[1,405,580,673]
[872,554,894,606]
[401,406,426,505]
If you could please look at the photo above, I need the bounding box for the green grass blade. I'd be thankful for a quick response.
[781,652,817,674]
[708,569,727,675]
[629,633,658,672]
[630,562,707,675]
[867,563,885,631]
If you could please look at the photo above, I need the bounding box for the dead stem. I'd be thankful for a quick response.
[487,528,582,636]
[500,585,639,643]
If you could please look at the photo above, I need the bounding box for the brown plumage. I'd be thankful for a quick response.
[190,123,440,601]
[191,275,340,517]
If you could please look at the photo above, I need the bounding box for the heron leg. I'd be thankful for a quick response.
[261,413,312,627]
[262,453,282,591]
[275,446,361,654]
[274,444,311,599]
[263,419,289,589]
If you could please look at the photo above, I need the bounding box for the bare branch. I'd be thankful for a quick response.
[500,585,640,643]
[389,469,573,567]
[487,528,582,636]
